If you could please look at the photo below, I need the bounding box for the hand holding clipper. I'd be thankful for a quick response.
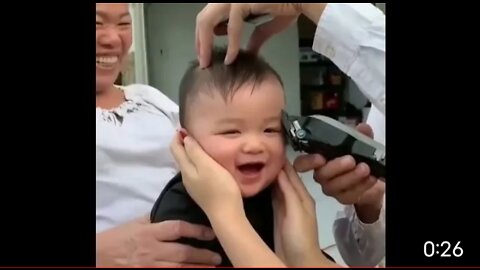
[282,112,386,180]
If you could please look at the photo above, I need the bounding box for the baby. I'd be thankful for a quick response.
[177,47,286,198]
[150,47,333,266]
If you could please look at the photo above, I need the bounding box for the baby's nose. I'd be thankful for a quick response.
[242,137,266,154]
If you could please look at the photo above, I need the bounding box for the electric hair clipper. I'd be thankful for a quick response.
[282,111,386,180]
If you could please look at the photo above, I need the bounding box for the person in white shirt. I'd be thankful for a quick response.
[96,3,222,267]
[195,3,385,266]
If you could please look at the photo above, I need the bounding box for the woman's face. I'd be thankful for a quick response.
[96,3,132,92]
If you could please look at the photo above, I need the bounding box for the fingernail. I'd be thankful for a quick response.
[224,55,232,65]
[358,163,370,175]
[341,155,354,165]
[212,254,222,265]
[198,50,204,67]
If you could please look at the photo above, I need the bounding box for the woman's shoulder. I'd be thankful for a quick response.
[122,84,180,126]
[123,84,178,112]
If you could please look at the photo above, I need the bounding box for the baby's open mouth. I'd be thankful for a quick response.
[237,162,265,176]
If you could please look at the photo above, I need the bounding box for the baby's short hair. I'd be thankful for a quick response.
[178,47,284,127]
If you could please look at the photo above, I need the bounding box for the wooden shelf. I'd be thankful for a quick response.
[297,18,349,118]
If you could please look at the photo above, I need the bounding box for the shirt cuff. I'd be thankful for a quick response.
[313,3,384,75]
[352,195,386,239]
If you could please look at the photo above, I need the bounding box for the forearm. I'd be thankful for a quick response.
[209,210,285,267]
[299,3,327,26]
[298,248,338,267]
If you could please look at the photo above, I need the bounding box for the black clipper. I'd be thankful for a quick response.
[282,111,386,180]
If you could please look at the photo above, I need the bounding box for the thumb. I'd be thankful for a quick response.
[170,132,197,175]
[277,170,302,215]
[183,136,218,170]
[272,183,286,260]
[356,123,374,139]
[272,182,286,218]
[135,214,150,224]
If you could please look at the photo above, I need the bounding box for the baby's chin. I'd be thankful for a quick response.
[237,176,277,198]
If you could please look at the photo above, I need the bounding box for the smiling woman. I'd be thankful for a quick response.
[95,6,131,74]
[96,3,220,268]
[95,3,133,109]
[95,1,181,226]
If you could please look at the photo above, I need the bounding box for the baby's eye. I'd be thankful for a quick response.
[119,22,131,26]
[220,130,241,135]
[265,128,282,133]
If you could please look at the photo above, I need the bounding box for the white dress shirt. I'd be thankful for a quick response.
[312,3,386,266]
[96,84,180,233]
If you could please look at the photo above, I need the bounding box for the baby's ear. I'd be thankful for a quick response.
[179,128,188,140]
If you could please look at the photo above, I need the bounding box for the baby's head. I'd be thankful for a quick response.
[179,47,286,198]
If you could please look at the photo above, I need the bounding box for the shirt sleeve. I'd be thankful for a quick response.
[365,105,385,145]
[333,195,385,266]
[134,84,181,129]
[312,3,385,115]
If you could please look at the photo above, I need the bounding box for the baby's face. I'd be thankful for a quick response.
[186,76,286,197]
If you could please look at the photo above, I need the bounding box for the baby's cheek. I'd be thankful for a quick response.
[270,156,286,178]
[268,139,287,178]
[272,137,286,160]
[198,137,238,172]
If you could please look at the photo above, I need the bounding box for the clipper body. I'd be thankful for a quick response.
[282,112,386,180]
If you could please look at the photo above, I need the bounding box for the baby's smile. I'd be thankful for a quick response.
[236,161,266,182]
